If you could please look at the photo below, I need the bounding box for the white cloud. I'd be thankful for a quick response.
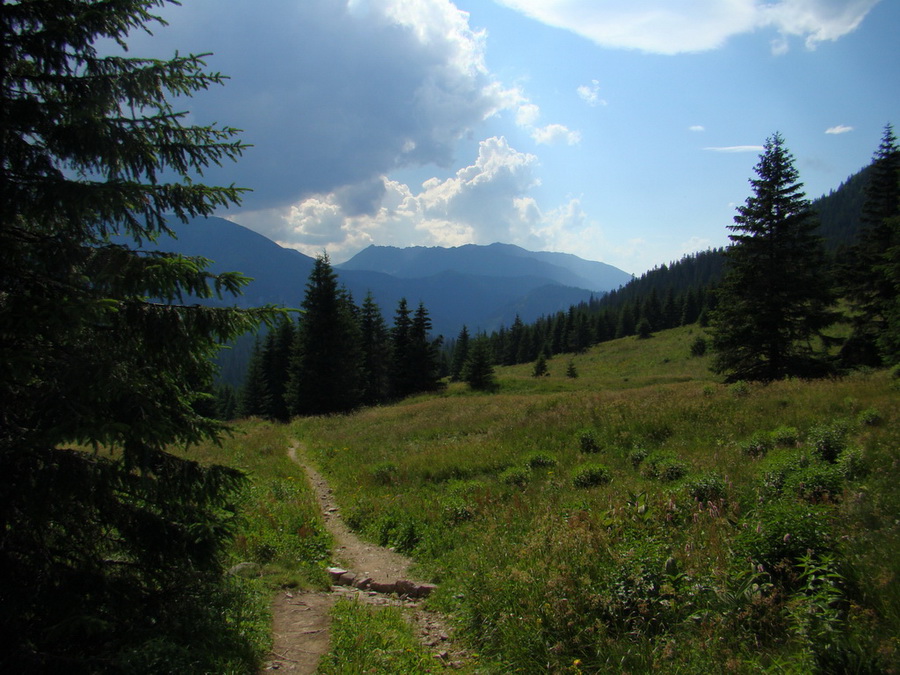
[689,125,706,132]
[577,80,607,107]
[531,124,582,146]
[492,0,880,54]
[825,124,854,134]
[511,99,581,146]
[704,145,765,153]
[240,137,610,261]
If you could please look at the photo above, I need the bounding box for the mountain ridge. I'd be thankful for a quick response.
[143,217,631,338]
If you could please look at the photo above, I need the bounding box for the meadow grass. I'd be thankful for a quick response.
[292,326,900,672]
[316,599,439,674]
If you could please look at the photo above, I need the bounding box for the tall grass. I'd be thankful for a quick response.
[293,327,900,672]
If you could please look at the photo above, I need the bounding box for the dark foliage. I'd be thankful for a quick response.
[0,1,276,670]
[711,133,837,382]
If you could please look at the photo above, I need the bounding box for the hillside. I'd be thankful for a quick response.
[193,326,900,672]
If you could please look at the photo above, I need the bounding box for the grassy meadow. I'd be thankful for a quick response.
[286,325,899,673]
[183,325,899,672]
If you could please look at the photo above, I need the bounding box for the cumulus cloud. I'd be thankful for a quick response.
[531,124,582,146]
[114,0,517,211]
[492,0,880,54]
[244,137,606,260]
[689,125,706,132]
[826,124,854,134]
[513,101,581,146]
[577,80,607,107]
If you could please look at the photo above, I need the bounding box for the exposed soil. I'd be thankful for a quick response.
[261,445,471,673]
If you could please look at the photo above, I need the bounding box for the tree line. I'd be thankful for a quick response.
[230,255,445,420]
[443,125,899,384]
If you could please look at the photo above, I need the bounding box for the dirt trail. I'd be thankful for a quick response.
[261,445,469,673]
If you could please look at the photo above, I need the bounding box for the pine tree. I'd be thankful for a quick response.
[410,301,443,393]
[261,316,296,421]
[359,292,392,404]
[0,2,276,669]
[463,338,498,391]
[390,298,415,398]
[285,254,362,415]
[239,337,271,417]
[450,325,471,381]
[532,353,550,377]
[711,133,836,382]
[842,123,900,365]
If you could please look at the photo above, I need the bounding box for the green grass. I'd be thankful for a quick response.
[289,326,900,672]
[317,599,439,674]
[176,419,332,589]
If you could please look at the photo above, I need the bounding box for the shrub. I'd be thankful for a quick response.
[741,430,774,458]
[690,336,708,357]
[770,425,800,447]
[572,463,612,488]
[734,502,833,578]
[640,453,688,482]
[808,421,850,463]
[500,465,531,488]
[784,463,844,503]
[578,429,602,454]
[685,472,727,504]
[729,380,750,397]
[856,408,881,426]
[524,453,556,469]
[837,447,867,480]
[629,448,650,468]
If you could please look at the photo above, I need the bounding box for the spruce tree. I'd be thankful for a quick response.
[450,325,471,381]
[261,316,296,421]
[463,338,498,391]
[359,291,392,404]
[711,133,836,381]
[390,297,415,398]
[0,2,276,669]
[842,124,900,365]
[285,254,362,415]
[410,301,443,392]
[239,337,271,417]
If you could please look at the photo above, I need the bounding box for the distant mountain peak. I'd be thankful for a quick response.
[337,242,630,293]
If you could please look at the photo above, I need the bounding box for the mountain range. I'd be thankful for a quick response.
[143,216,632,338]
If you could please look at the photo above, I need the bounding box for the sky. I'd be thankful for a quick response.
[119,0,899,275]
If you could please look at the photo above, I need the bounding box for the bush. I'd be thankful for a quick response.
[524,453,556,469]
[500,465,531,488]
[808,421,850,463]
[640,453,688,482]
[770,425,800,447]
[578,429,602,454]
[729,380,750,397]
[784,463,844,503]
[629,447,650,468]
[690,336,708,357]
[734,502,833,578]
[837,447,867,480]
[572,463,612,488]
[685,472,727,504]
[741,430,774,458]
[856,408,881,426]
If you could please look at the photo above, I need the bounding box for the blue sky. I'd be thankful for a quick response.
[122,0,898,275]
